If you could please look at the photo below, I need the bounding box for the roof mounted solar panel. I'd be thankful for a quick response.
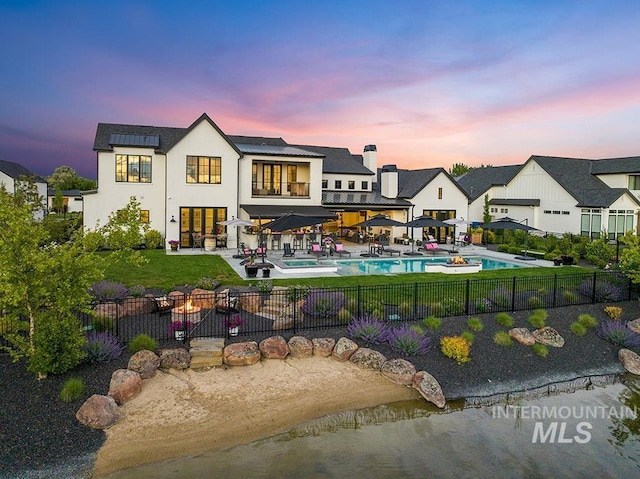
[108,133,160,147]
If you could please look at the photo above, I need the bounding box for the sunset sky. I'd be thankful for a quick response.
[1,0,640,179]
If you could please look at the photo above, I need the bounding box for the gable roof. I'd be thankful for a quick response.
[0,160,45,182]
[529,155,639,208]
[456,165,521,202]
[392,167,469,199]
[290,144,374,175]
[589,156,640,174]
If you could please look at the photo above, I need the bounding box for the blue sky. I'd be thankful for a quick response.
[1,0,640,179]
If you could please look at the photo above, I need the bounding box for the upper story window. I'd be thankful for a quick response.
[116,155,151,183]
[186,156,221,184]
[629,175,640,190]
[348,180,355,190]
[322,179,328,189]
[335,180,342,189]
[361,181,368,190]
[438,187,443,199]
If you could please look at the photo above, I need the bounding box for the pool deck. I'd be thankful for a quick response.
[173,243,553,280]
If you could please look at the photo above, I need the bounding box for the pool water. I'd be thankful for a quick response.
[281,256,522,275]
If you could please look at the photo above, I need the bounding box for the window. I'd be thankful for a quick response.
[348,180,355,190]
[186,156,221,184]
[335,180,342,189]
[544,210,551,214]
[438,187,443,199]
[553,210,560,214]
[500,208,509,214]
[562,211,570,215]
[629,176,640,190]
[581,209,601,238]
[607,209,635,239]
[361,181,368,190]
[140,210,150,224]
[490,207,498,213]
[116,155,151,182]
[322,179,328,189]
[287,165,297,192]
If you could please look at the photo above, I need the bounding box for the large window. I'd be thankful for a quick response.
[581,209,602,238]
[287,165,297,192]
[116,155,151,183]
[186,156,221,184]
[629,176,640,190]
[607,210,635,239]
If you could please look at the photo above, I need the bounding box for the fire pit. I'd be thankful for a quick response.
[171,301,202,324]
[448,255,468,265]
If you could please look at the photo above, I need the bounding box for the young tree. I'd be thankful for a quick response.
[0,183,104,377]
[448,163,471,177]
[619,232,640,283]
[483,194,492,223]
[99,196,149,266]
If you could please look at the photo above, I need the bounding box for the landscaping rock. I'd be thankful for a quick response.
[627,318,640,334]
[223,341,261,366]
[94,302,123,320]
[312,337,336,357]
[273,316,295,330]
[239,293,261,314]
[159,348,191,369]
[381,358,417,385]
[532,326,565,347]
[619,348,640,375]
[259,336,290,359]
[288,336,313,358]
[349,348,387,370]
[121,297,155,316]
[76,394,120,430]
[108,369,142,405]
[412,371,446,408]
[332,337,358,362]
[168,290,186,307]
[509,327,536,346]
[190,288,216,309]
[128,350,160,379]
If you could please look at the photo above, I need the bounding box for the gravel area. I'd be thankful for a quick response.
[2,301,639,478]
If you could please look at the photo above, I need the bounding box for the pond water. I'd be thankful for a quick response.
[105,378,640,478]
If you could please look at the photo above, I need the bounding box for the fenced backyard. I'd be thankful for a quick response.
[68,270,638,346]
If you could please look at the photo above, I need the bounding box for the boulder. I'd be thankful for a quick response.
[288,336,313,358]
[168,290,186,307]
[532,327,565,347]
[381,358,417,385]
[159,348,192,369]
[332,337,358,362]
[412,371,446,408]
[509,327,536,346]
[619,348,640,375]
[121,297,156,316]
[108,369,142,405]
[273,316,295,330]
[259,336,290,359]
[190,288,216,309]
[223,341,261,366]
[94,302,123,320]
[239,293,261,314]
[128,350,160,379]
[76,394,120,430]
[349,348,387,370]
[312,337,336,357]
[627,318,640,335]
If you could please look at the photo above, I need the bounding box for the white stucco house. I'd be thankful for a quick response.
[0,159,48,220]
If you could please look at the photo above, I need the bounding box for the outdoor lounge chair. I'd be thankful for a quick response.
[255,243,268,262]
[332,242,352,257]
[310,242,327,257]
[378,240,401,256]
[424,242,446,255]
[283,243,296,257]
[455,232,469,246]
[192,232,204,250]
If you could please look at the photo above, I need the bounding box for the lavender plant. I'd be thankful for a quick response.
[84,331,125,363]
[597,321,640,348]
[301,290,346,318]
[384,325,432,356]
[346,314,389,346]
[88,280,129,301]
[578,279,624,302]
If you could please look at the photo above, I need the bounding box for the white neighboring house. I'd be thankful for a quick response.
[0,159,48,220]
[47,188,84,214]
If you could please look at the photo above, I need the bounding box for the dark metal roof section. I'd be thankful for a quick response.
[0,159,46,182]
[239,204,336,219]
[456,165,521,201]
[291,144,375,175]
[227,135,288,146]
[322,190,412,209]
[489,198,540,206]
[234,143,323,158]
[108,133,160,148]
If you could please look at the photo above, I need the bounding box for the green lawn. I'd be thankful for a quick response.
[102,249,595,291]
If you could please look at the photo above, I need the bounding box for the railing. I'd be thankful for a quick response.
[251,181,310,197]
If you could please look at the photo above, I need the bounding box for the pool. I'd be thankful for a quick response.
[279,256,522,276]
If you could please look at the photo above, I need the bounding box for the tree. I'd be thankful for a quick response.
[52,188,65,214]
[619,232,640,283]
[47,166,96,191]
[448,163,471,177]
[483,194,492,223]
[0,182,104,377]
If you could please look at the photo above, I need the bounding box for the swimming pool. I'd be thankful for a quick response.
[279,256,523,276]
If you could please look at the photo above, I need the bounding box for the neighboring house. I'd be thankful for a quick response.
[456,156,640,238]
[0,159,48,220]
[47,188,83,214]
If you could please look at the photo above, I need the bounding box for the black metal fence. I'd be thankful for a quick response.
[66,270,636,346]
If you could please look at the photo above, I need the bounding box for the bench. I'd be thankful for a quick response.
[521,250,546,259]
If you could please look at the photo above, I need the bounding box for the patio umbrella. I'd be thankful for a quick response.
[352,214,405,256]
[220,217,255,227]
[444,217,469,247]
[405,215,452,254]
[261,212,335,232]
[481,217,540,259]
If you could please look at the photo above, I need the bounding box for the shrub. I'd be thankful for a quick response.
[495,312,514,328]
[301,290,346,318]
[384,326,432,356]
[577,279,624,302]
[604,306,623,320]
[128,334,158,353]
[398,301,414,318]
[59,378,85,403]
[429,302,444,317]
[89,280,128,301]
[144,229,163,249]
[562,291,578,303]
[474,298,492,314]
[584,238,615,268]
[440,336,471,364]
[128,284,146,298]
[528,310,547,329]
[570,322,587,336]
[286,284,311,303]
[422,316,442,331]
[488,286,511,309]
[493,331,513,346]
[528,296,543,309]
[467,317,484,332]
[92,316,115,333]
[347,314,389,346]
[441,297,464,316]
[84,331,125,362]
[578,314,598,328]
[532,343,549,357]
[597,321,640,348]
[82,230,106,252]
[167,321,195,336]
[196,277,221,290]
[461,331,475,344]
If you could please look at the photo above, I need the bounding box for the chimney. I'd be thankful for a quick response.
[363,145,378,180]
[380,164,398,199]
